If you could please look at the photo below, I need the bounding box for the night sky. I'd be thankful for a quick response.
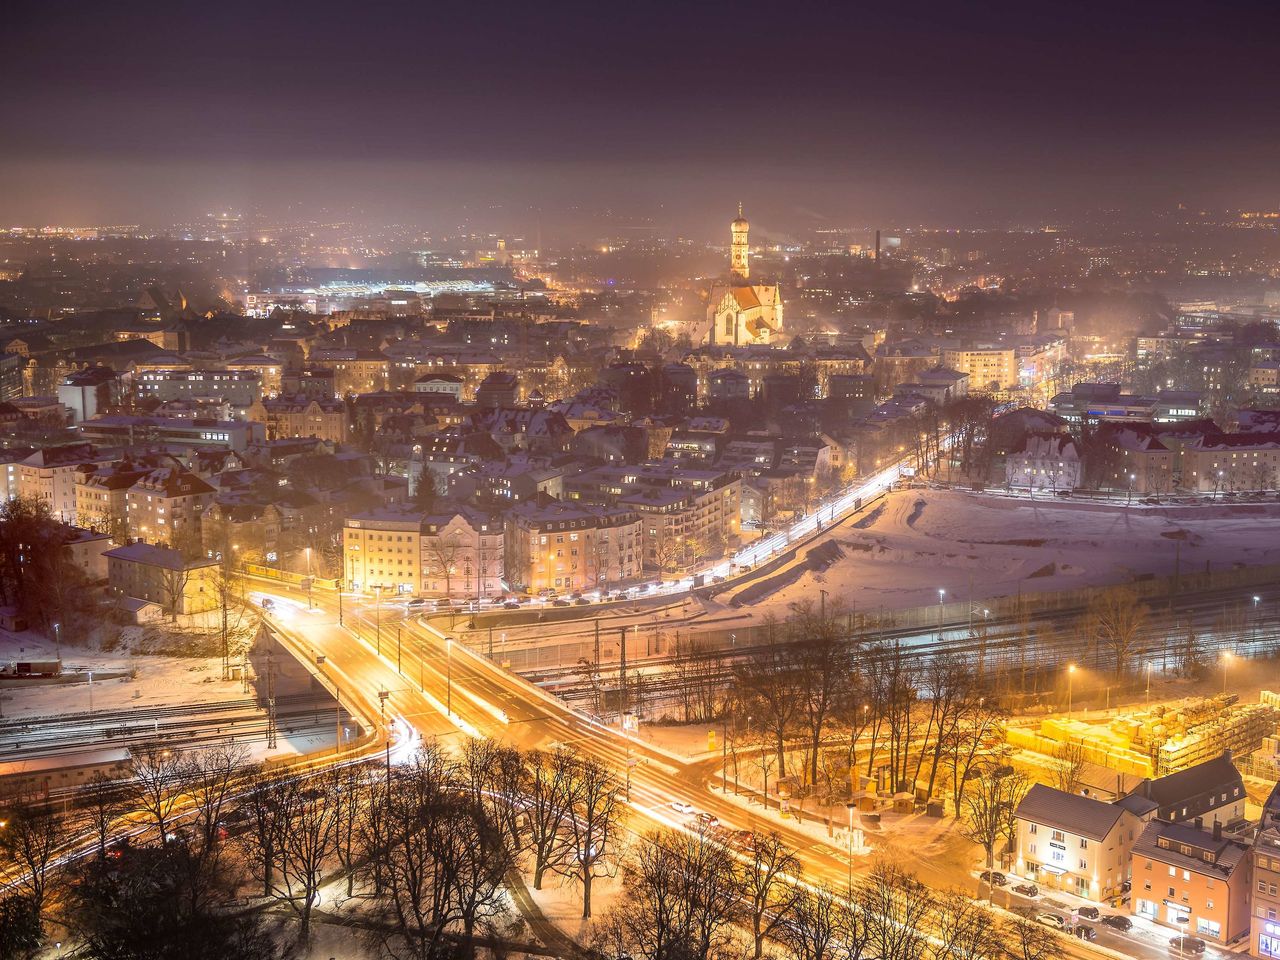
[3,0,1279,234]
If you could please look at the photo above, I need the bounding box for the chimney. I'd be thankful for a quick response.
[1194,816,1203,832]
[1213,820,1222,841]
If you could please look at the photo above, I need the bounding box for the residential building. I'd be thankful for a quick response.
[941,345,1018,391]
[1250,783,1280,959]
[1132,819,1251,945]
[420,508,504,599]
[247,396,349,444]
[1117,753,1247,827]
[1014,783,1140,900]
[507,500,642,594]
[224,354,284,396]
[1180,433,1280,494]
[103,542,218,616]
[413,373,464,401]
[343,508,424,595]
[134,369,263,408]
[125,467,216,547]
[19,444,115,522]
[1005,432,1082,492]
[74,461,149,535]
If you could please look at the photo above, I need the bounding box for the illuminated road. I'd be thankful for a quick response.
[255,583,1181,960]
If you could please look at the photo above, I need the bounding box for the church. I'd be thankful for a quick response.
[696,206,784,346]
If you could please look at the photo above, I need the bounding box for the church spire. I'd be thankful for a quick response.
[730,204,750,281]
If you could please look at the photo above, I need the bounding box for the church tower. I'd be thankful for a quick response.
[730,203,750,281]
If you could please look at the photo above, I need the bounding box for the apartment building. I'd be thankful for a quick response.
[343,508,425,595]
[125,467,216,546]
[19,444,115,522]
[506,500,642,594]
[104,542,218,616]
[1251,783,1280,959]
[1014,784,1140,900]
[942,345,1018,392]
[1132,819,1251,945]
[247,396,349,444]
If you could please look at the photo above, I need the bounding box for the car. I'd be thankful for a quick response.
[669,801,695,816]
[552,598,571,607]
[503,600,521,609]
[407,598,427,608]
[260,598,275,610]
[729,829,755,849]
[1035,913,1065,930]
[1168,936,1206,955]
[1077,905,1100,920]
[1012,883,1039,898]
[575,597,590,606]
[695,812,720,829]
[979,871,1007,886]
[1101,914,1133,932]
[434,598,453,609]
[1074,925,1097,941]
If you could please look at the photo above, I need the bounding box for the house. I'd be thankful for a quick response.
[1014,783,1140,900]
[1250,782,1280,959]
[1005,432,1082,492]
[247,395,349,445]
[1131,819,1251,945]
[103,542,218,616]
[1117,752,1246,828]
[62,526,112,581]
[125,467,216,547]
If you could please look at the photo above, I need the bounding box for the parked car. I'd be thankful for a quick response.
[552,598,571,607]
[503,600,521,609]
[575,597,590,605]
[1168,936,1206,955]
[669,801,695,816]
[1074,925,1097,941]
[1035,914,1065,930]
[1101,914,1133,932]
[1012,883,1039,898]
[1077,905,1100,920]
[979,871,1008,887]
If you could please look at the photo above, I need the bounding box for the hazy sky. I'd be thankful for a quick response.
[4,0,1279,236]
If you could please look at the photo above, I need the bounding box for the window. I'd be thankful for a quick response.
[1080,838,1088,849]
[1051,830,1065,843]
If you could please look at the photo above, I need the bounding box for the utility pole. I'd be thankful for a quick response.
[396,626,402,674]
[265,646,278,750]
[618,626,628,724]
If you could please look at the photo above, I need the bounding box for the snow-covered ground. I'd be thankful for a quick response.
[752,488,1280,614]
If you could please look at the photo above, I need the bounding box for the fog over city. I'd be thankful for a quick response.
[3,3,1280,960]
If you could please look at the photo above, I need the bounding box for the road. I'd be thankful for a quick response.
[256,583,1200,960]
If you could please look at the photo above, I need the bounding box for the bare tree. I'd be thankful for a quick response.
[1084,584,1149,677]
[78,770,128,859]
[739,831,802,958]
[943,698,1005,817]
[858,861,931,960]
[961,765,1028,869]
[1051,741,1088,794]
[1003,912,1063,960]
[129,743,186,842]
[734,620,804,780]
[0,804,61,930]
[525,748,577,890]
[557,755,623,919]
[783,883,868,960]
[602,826,741,960]
[933,890,1004,960]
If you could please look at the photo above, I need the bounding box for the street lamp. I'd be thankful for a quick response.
[304,547,313,609]
[937,588,946,634]
[1145,662,1153,706]
[88,671,94,715]
[1127,473,1135,505]
[446,637,454,717]
[1067,664,1077,718]
[1221,651,1233,696]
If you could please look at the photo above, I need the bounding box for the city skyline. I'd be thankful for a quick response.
[4,1,1280,233]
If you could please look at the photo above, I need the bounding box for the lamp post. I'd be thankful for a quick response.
[937,588,946,635]
[1145,662,1153,706]
[1067,664,1076,718]
[446,637,453,717]
[1127,473,1135,505]
[304,547,313,609]
[1221,651,1232,696]
[374,586,382,656]
[88,671,93,715]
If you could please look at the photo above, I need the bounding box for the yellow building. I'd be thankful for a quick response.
[941,345,1018,392]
